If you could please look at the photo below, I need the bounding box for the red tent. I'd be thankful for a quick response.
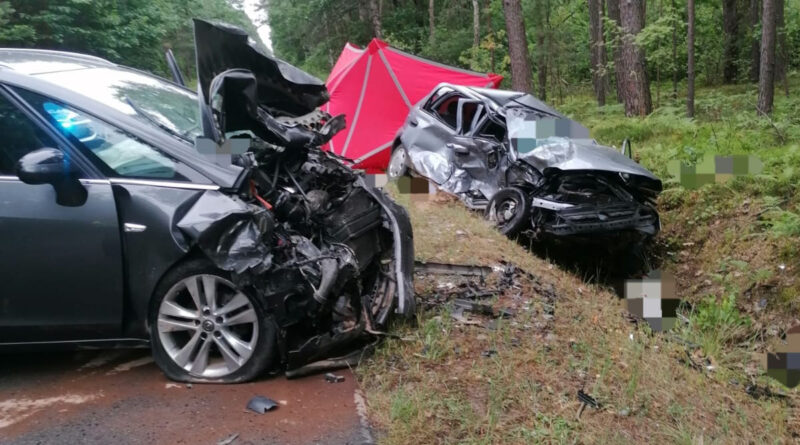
[324,39,503,172]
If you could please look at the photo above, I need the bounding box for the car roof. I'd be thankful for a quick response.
[0,48,116,75]
[0,48,243,189]
[432,82,563,119]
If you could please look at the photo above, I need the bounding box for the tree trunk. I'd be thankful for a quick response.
[502,0,533,93]
[671,0,678,98]
[429,0,435,45]
[588,0,607,106]
[486,0,495,72]
[536,29,547,99]
[749,0,761,82]
[757,0,777,114]
[687,0,695,117]
[369,0,382,38]
[722,0,738,83]
[618,0,652,116]
[472,0,480,47]
[775,0,788,96]
[607,0,624,103]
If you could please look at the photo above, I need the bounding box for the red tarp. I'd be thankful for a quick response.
[324,39,503,172]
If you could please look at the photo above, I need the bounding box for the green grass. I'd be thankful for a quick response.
[357,77,800,444]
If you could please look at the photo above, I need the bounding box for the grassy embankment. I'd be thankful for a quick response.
[356,76,800,443]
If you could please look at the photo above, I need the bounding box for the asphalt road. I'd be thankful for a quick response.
[0,349,373,445]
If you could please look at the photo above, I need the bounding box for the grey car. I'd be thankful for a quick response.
[0,20,414,383]
[390,83,661,241]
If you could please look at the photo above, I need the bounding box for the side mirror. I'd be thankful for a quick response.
[16,148,87,207]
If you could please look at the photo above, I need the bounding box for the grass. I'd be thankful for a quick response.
[356,76,800,443]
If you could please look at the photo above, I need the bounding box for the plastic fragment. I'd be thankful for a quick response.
[247,396,279,414]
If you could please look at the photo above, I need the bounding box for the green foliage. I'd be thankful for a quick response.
[0,0,260,80]
[685,293,752,360]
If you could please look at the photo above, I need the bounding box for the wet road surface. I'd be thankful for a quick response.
[0,349,372,445]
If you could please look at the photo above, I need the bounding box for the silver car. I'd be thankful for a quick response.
[389,83,662,240]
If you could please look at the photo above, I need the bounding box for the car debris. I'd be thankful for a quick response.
[414,261,494,279]
[325,373,345,383]
[576,389,600,419]
[160,20,416,380]
[217,433,240,445]
[481,349,497,358]
[391,83,661,249]
[246,396,279,414]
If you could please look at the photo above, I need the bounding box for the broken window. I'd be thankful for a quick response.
[431,94,462,128]
[478,118,506,142]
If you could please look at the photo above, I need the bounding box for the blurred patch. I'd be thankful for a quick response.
[394,176,438,203]
[363,173,389,189]
[764,325,800,388]
[667,155,762,189]
[624,270,679,332]
[507,114,590,155]
[195,137,250,167]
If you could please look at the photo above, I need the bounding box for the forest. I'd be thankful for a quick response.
[1,1,800,441]
[268,0,799,116]
[0,0,261,83]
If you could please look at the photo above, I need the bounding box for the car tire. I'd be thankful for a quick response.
[485,187,531,237]
[149,259,276,383]
[387,145,409,179]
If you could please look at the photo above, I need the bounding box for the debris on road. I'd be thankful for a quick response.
[325,373,345,383]
[246,396,279,414]
[217,433,239,445]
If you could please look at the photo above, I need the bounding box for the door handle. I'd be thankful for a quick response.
[409,119,418,127]
[124,223,147,233]
[446,143,469,155]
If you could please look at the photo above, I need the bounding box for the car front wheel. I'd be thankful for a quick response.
[149,260,276,383]
[387,145,409,179]
[485,187,531,237]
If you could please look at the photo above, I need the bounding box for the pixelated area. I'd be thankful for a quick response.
[507,109,591,155]
[195,137,250,167]
[764,325,800,388]
[667,155,763,189]
[624,270,679,332]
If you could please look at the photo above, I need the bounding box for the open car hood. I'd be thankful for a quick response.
[517,138,661,185]
[193,19,328,117]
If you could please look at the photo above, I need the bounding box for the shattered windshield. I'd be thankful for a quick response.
[506,107,590,159]
[36,67,202,142]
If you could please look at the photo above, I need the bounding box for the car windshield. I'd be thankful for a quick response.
[35,66,202,142]
[506,107,591,158]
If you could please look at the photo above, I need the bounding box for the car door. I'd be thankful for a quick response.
[401,91,467,185]
[14,87,216,341]
[0,88,124,343]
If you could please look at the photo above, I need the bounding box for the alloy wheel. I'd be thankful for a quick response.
[157,274,259,379]
[388,148,407,178]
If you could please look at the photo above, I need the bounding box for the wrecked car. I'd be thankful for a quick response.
[389,83,662,241]
[0,19,414,383]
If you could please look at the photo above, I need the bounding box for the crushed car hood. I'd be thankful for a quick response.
[175,20,415,377]
[193,19,328,117]
[516,137,661,184]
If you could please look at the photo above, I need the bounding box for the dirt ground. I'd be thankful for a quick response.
[0,349,373,445]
